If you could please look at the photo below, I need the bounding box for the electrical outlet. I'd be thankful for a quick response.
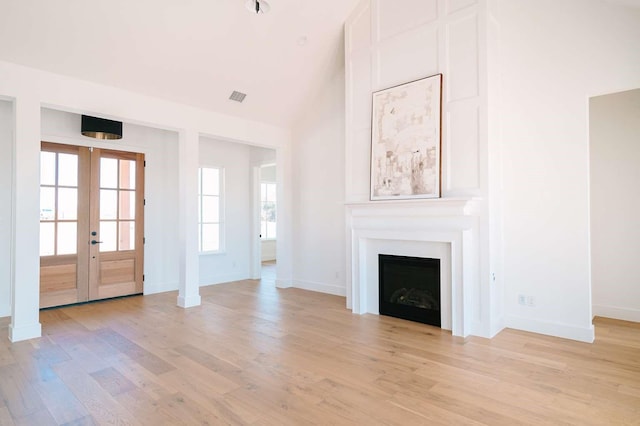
[526,296,535,307]
[518,294,526,305]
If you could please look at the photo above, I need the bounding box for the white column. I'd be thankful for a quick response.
[275,145,292,289]
[9,96,42,342]
[250,166,261,279]
[177,128,201,308]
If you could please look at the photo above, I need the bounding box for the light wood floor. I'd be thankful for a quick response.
[1,280,639,425]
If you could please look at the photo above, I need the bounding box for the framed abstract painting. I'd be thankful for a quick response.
[370,74,442,200]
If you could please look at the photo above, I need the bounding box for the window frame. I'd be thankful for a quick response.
[198,166,225,254]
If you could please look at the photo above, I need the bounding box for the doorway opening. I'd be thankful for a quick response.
[589,88,640,325]
[259,164,277,271]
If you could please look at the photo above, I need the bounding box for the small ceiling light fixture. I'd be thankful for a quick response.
[245,0,270,14]
[81,115,123,140]
[297,36,308,46]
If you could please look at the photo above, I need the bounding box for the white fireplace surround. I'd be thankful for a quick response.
[347,198,481,338]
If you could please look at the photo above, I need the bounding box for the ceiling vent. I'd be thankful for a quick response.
[229,91,247,103]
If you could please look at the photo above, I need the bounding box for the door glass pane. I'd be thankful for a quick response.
[58,188,78,220]
[40,152,56,185]
[58,153,78,186]
[119,191,135,220]
[57,222,77,255]
[100,157,118,189]
[40,222,55,256]
[119,160,136,189]
[266,183,276,201]
[100,221,117,252]
[202,224,219,251]
[40,187,56,220]
[262,201,275,222]
[201,168,219,195]
[202,195,219,222]
[119,221,135,250]
[267,221,276,239]
[100,189,118,220]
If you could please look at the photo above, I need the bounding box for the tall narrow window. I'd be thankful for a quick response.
[98,156,137,252]
[260,182,276,240]
[40,149,79,256]
[198,167,223,252]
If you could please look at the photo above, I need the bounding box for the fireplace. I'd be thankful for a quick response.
[378,254,441,327]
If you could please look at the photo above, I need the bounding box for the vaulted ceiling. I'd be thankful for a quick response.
[0,0,360,127]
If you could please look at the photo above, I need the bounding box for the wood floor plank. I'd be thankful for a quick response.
[0,364,48,419]
[1,274,639,425]
[96,328,176,375]
[51,332,112,374]
[52,361,141,426]
[59,415,96,426]
[31,377,90,426]
[90,367,138,397]
[12,407,57,426]
[0,406,15,426]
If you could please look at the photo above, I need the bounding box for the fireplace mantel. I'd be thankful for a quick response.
[346,197,482,217]
[346,197,481,338]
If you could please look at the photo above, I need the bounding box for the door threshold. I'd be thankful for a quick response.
[40,293,143,311]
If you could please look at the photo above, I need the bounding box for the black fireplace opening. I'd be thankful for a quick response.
[379,254,441,327]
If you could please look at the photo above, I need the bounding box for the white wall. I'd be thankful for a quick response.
[41,108,181,295]
[0,100,12,317]
[198,137,253,285]
[345,0,489,202]
[500,0,640,341]
[590,89,640,322]
[344,0,496,336]
[344,0,640,341]
[291,56,347,296]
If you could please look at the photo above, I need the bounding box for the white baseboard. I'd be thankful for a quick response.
[505,315,595,343]
[593,304,640,323]
[276,279,292,289]
[292,280,346,297]
[177,294,202,308]
[144,281,179,295]
[8,322,42,342]
[199,273,248,287]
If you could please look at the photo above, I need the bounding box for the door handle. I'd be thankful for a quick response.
[91,240,103,245]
